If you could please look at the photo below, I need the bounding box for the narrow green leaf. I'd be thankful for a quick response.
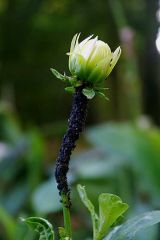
[96,91,109,100]
[94,87,109,91]
[21,217,55,240]
[82,88,95,99]
[65,86,75,93]
[77,185,99,239]
[50,68,67,82]
[97,193,128,240]
[77,185,96,216]
[105,211,160,240]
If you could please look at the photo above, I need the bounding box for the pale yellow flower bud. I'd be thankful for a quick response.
[68,34,121,85]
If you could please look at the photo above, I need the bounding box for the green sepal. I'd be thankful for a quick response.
[50,68,82,94]
[96,91,109,100]
[82,88,95,99]
[94,87,109,91]
[21,217,55,240]
[68,77,82,87]
[50,68,74,84]
[65,86,75,94]
[50,68,67,82]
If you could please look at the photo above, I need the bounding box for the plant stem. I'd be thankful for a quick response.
[62,194,72,238]
[55,85,88,236]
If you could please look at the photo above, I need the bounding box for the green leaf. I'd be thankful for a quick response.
[77,185,128,240]
[65,86,75,93]
[97,194,128,239]
[21,217,55,240]
[82,88,95,99]
[96,91,109,100]
[85,122,160,195]
[105,211,160,240]
[77,185,97,217]
[50,68,67,82]
[95,87,109,91]
[77,184,99,239]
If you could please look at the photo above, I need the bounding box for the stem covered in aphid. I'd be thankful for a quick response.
[55,85,88,207]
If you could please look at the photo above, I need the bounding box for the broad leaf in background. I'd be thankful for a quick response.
[2,182,29,215]
[22,217,55,240]
[86,122,160,197]
[32,179,61,214]
[105,211,160,240]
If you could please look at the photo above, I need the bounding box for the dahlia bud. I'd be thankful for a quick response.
[68,33,121,84]
[51,33,121,99]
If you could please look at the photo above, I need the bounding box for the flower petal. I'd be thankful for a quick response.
[69,53,86,78]
[78,34,94,48]
[87,57,111,83]
[106,46,121,77]
[75,33,81,48]
[86,41,112,69]
[69,33,78,54]
[74,53,86,78]
[81,36,98,60]
[67,33,81,56]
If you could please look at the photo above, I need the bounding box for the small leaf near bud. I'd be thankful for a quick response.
[50,68,67,82]
[96,91,109,100]
[82,88,95,99]
[65,86,75,94]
